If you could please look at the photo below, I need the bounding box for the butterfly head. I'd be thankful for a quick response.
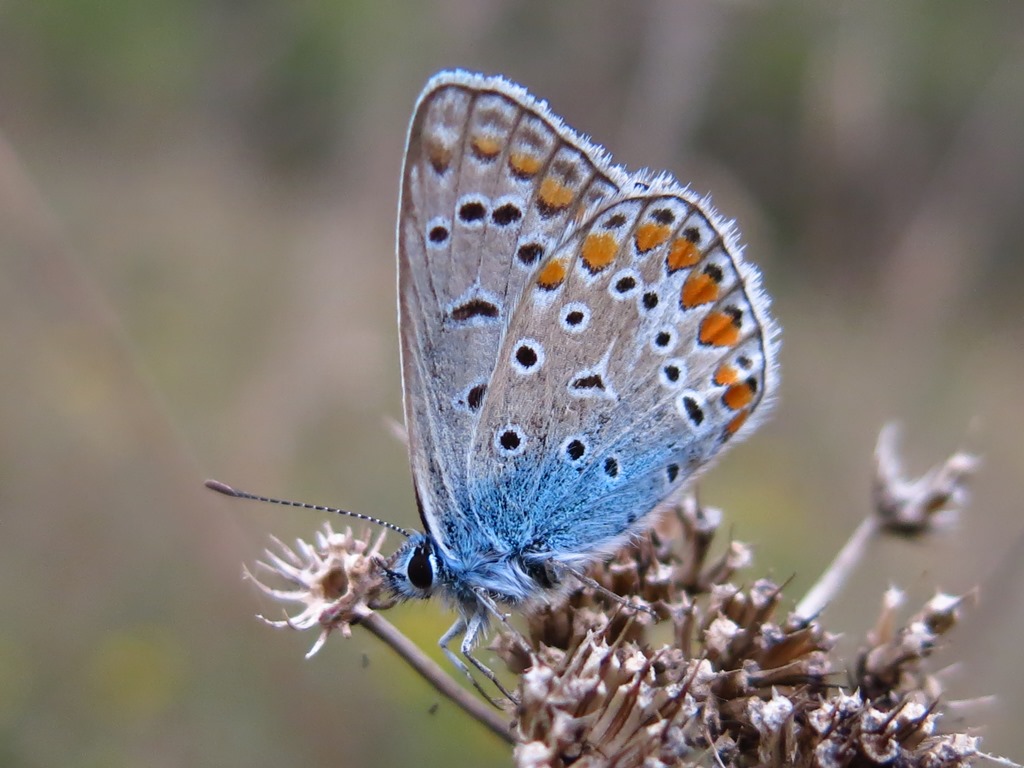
[385,532,444,600]
[384,529,546,613]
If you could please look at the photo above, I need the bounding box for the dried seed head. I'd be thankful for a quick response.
[246,523,387,655]
[874,424,979,535]
[502,493,979,767]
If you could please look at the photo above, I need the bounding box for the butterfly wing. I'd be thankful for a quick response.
[467,180,780,564]
[397,71,627,553]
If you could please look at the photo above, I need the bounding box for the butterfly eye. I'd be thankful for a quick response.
[407,545,434,590]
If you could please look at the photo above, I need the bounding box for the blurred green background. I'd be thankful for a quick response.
[2,1,1023,766]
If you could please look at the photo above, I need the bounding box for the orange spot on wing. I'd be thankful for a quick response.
[699,311,741,347]
[634,223,671,253]
[725,411,749,436]
[536,258,568,290]
[714,364,739,386]
[723,381,755,410]
[472,134,502,158]
[425,138,452,173]
[509,152,542,178]
[666,238,701,272]
[681,273,719,308]
[581,232,618,273]
[538,178,575,212]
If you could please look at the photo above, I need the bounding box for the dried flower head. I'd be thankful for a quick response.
[873,423,979,535]
[246,525,387,656]
[503,502,976,767]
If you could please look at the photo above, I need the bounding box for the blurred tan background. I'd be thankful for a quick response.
[2,1,1023,766]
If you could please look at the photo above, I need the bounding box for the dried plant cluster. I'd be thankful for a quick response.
[247,428,988,768]
[502,503,973,768]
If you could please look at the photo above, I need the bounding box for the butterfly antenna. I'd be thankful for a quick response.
[205,479,412,538]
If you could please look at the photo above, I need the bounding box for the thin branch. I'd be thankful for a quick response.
[795,514,880,622]
[356,609,515,744]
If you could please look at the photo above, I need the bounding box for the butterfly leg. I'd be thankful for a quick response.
[473,588,532,657]
[439,617,510,707]
[567,567,658,617]
[460,610,519,705]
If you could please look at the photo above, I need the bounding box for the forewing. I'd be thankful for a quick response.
[397,71,626,552]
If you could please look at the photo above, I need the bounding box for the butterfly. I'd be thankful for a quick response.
[213,70,779,697]
[386,69,778,685]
